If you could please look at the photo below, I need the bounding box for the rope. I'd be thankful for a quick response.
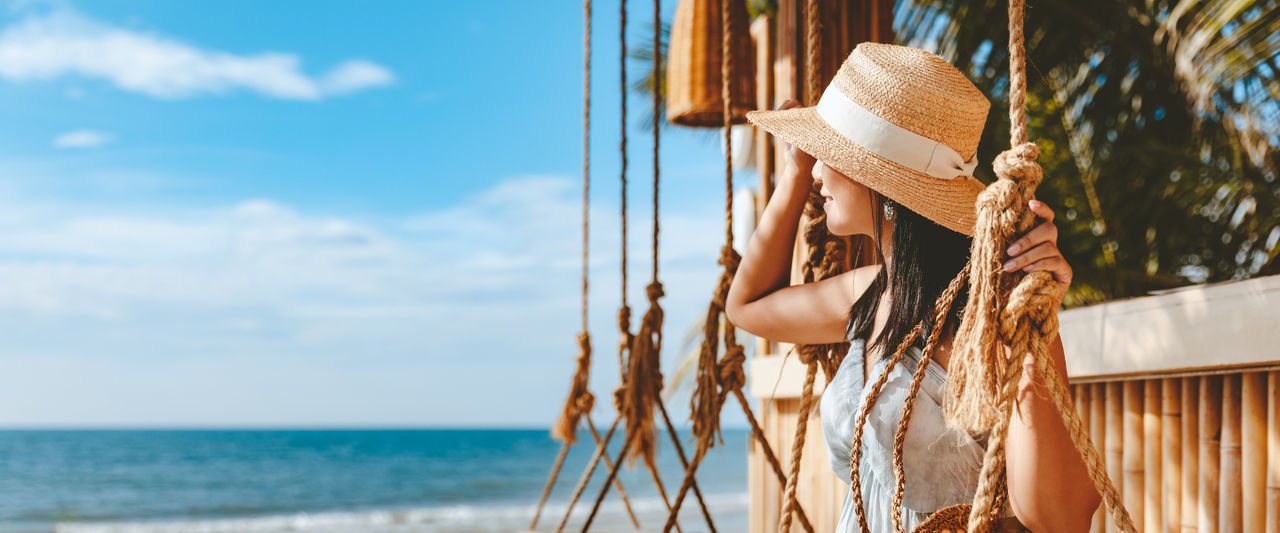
[608,0,654,474]
[887,264,971,533]
[620,0,667,474]
[667,1,811,531]
[550,0,595,450]
[933,1,1134,530]
[651,0,660,285]
[849,318,922,533]
[617,0,633,380]
[536,8,596,529]
[661,0,748,521]
[805,0,821,104]
[682,0,745,491]
[554,417,619,533]
[778,363,818,532]
[619,281,664,470]
[777,3,848,530]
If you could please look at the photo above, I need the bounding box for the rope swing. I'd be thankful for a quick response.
[845,1,1137,531]
[577,1,718,530]
[945,1,1135,530]
[532,2,642,529]
[778,1,853,531]
[665,1,816,532]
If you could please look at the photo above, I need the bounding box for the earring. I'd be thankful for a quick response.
[883,201,896,221]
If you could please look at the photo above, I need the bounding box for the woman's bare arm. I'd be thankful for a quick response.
[998,200,1098,531]
[1005,334,1101,532]
[724,124,866,346]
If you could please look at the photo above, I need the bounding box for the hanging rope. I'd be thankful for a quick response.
[941,1,1134,531]
[579,3,718,531]
[684,0,749,485]
[534,3,642,530]
[535,1,597,525]
[549,0,598,444]
[777,2,852,531]
[838,1,1137,531]
[664,0,809,531]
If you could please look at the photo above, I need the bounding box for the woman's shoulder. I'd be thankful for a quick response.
[847,263,883,306]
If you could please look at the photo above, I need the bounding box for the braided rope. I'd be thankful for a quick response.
[680,0,743,499]
[536,5,597,527]
[850,320,925,533]
[805,0,821,104]
[937,1,1135,531]
[778,363,819,532]
[667,2,806,532]
[616,0,633,381]
[888,263,971,533]
[777,5,852,529]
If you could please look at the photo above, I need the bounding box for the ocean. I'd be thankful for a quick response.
[0,428,750,533]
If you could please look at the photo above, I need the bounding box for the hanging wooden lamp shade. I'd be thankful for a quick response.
[665,0,755,127]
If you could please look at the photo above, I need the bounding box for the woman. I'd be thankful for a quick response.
[726,44,1101,532]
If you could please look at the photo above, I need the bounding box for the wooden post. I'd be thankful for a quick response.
[1091,382,1107,533]
[1146,379,1163,533]
[1241,372,1266,532]
[1183,376,1200,533]
[1163,378,1182,533]
[1107,381,1125,533]
[1267,371,1280,533]
[1200,375,1222,533]
[1220,374,1242,533]
[1077,383,1091,438]
[1124,380,1145,530]
[751,15,774,203]
[750,14,774,363]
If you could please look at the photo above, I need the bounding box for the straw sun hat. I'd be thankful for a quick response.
[747,43,990,236]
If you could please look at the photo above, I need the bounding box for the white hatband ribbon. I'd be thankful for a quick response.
[814,86,977,180]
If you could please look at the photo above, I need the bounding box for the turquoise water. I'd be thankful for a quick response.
[0,428,749,532]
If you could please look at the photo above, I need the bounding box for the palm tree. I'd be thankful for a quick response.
[894,0,1280,305]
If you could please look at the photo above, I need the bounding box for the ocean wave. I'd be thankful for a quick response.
[53,493,749,533]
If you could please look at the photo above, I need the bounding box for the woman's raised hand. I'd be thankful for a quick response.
[1002,199,1073,307]
[777,99,815,183]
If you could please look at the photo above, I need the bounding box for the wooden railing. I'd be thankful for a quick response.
[746,274,1280,532]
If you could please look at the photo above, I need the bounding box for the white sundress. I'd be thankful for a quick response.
[818,319,1026,531]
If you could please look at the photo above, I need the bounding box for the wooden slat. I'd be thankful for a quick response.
[1061,274,1280,380]
[750,11,775,362]
[1146,379,1163,533]
[1219,375,1242,533]
[1107,381,1125,533]
[1267,372,1279,533]
[1199,375,1222,533]
[1241,372,1266,532]
[1163,378,1182,533]
[748,355,828,399]
[1182,376,1200,533]
[1124,380,1145,529]
[1091,383,1108,533]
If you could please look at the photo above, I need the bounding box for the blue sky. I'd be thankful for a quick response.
[0,0,759,428]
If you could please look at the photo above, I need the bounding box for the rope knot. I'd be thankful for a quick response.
[617,305,632,335]
[992,142,1043,190]
[718,344,746,393]
[550,331,595,444]
[645,281,665,302]
[795,344,823,366]
[718,245,741,273]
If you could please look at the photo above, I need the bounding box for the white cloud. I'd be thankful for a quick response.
[52,128,111,148]
[320,60,395,96]
[0,174,730,427]
[0,9,395,100]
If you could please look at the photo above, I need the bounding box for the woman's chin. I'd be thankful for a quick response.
[823,219,852,237]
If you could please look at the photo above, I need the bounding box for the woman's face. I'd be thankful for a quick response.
[813,159,878,237]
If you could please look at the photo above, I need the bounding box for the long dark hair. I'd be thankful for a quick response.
[846,189,972,358]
